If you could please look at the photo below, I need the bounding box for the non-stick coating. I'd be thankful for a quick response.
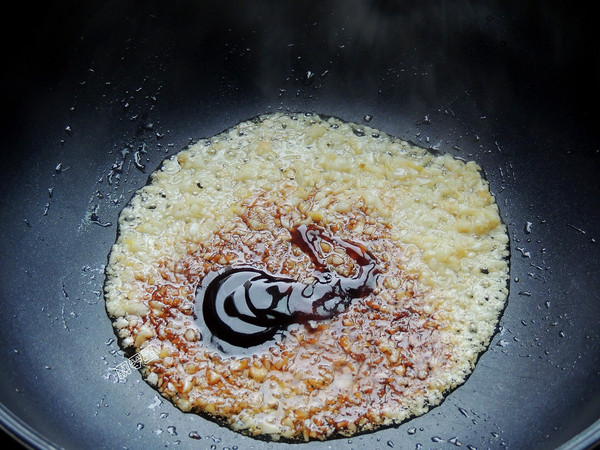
[2,1,599,449]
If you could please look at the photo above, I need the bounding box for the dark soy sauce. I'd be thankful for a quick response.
[198,224,379,352]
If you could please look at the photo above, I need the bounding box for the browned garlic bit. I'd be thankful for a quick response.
[104,113,509,441]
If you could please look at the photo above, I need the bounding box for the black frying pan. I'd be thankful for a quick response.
[2,1,600,449]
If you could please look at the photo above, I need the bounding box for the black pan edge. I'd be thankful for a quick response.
[2,402,599,450]
[558,419,600,450]
[0,404,60,450]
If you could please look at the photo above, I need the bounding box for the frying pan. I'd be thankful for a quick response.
[1,1,599,449]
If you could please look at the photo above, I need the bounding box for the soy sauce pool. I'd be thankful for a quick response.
[195,224,380,355]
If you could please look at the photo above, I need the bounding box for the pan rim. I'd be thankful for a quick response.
[556,418,600,450]
[1,399,599,449]
[0,402,60,450]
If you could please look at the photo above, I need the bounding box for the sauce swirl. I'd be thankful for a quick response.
[198,224,379,351]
